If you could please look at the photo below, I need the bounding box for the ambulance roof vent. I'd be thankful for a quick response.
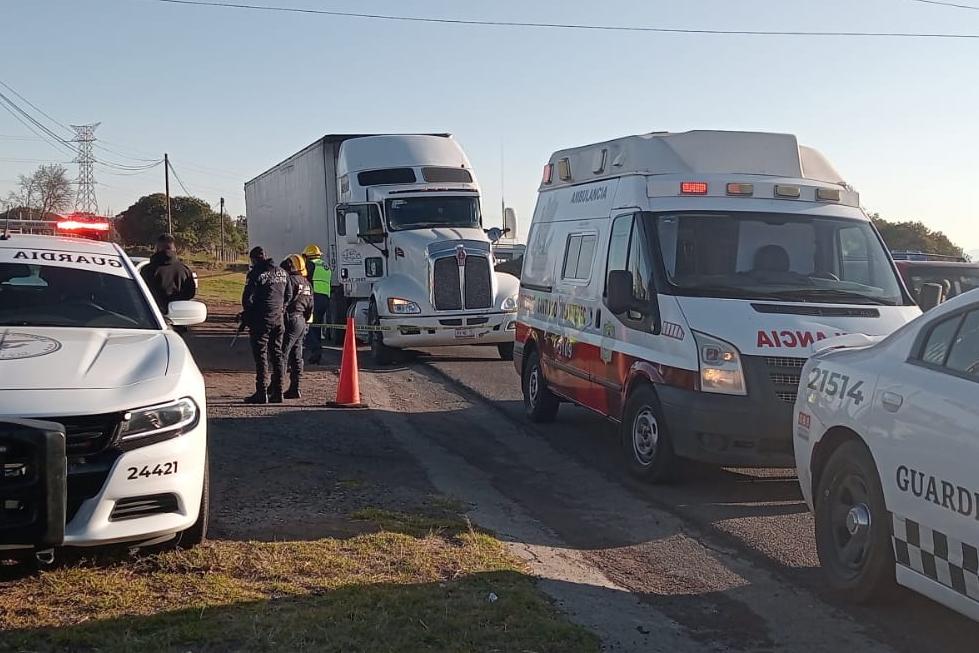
[542,130,848,190]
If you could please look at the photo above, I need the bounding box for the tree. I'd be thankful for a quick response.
[871,214,965,259]
[6,164,74,218]
[116,193,245,252]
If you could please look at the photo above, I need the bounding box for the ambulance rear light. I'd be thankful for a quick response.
[816,187,842,202]
[542,163,553,185]
[725,183,754,196]
[774,184,801,199]
[558,158,572,182]
[680,181,708,195]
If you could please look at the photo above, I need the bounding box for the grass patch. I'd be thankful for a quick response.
[196,271,247,306]
[352,508,470,538]
[0,532,598,652]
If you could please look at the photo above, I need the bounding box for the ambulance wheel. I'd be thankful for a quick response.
[523,349,558,423]
[368,299,396,366]
[814,440,895,602]
[620,386,679,483]
[497,342,514,361]
[178,457,209,549]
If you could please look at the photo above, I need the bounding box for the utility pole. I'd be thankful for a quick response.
[219,196,225,259]
[164,152,172,235]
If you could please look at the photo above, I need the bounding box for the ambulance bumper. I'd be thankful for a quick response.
[658,385,796,468]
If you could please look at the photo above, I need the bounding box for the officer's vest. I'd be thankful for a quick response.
[310,257,332,296]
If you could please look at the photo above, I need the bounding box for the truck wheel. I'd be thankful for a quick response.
[497,342,514,361]
[368,300,397,366]
[814,440,895,602]
[620,386,679,483]
[522,349,558,422]
[178,457,209,549]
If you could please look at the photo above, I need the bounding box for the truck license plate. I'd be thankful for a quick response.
[454,328,476,339]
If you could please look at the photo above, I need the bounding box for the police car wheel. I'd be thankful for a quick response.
[523,349,559,423]
[368,300,396,366]
[177,457,209,549]
[620,386,679,484]
[814,441,895,602]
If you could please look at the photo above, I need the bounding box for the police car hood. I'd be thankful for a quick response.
[675,297,920,356]
[0,327,169,390]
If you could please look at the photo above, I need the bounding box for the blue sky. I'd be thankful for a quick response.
[2,0,978,250]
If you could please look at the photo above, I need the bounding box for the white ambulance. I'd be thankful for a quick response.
[795,290,979,621]
[515,130,921,482]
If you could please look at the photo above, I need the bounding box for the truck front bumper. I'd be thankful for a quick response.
[379,312,517,348]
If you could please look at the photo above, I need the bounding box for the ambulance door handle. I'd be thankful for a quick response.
[595,309,602,329]
[881,391,903,413]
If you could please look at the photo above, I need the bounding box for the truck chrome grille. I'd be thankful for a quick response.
[433,257,462,310]
[432,254,492,310]
[464,256,492,309]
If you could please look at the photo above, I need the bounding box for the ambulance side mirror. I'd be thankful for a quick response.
[918,282,944,311]
[607,270,636,315]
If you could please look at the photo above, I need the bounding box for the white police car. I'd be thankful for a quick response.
[0,235,209,558]
[795,289,979,621]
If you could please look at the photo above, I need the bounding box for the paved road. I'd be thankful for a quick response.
[393,344,979,652]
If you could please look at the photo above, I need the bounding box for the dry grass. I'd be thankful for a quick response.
[0,528,598,652]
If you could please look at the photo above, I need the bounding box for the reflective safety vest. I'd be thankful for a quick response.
[310,257,332,296]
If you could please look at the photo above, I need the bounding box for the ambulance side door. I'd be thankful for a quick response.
[872,304,979,594]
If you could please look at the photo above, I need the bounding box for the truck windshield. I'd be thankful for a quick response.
[901,264,979,301]
[385,197,481,232]
[0,263,158,329]
[655,212,910,306]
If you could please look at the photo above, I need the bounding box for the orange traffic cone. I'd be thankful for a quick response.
[328,317,367,408]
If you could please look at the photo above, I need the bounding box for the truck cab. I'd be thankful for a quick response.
[334,135,519,363]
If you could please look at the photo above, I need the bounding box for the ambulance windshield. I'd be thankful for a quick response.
[655,212,910,306]
[385,197,481,232]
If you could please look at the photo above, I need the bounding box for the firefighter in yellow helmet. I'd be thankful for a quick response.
[280,254,314,399]
[302,244,332,364]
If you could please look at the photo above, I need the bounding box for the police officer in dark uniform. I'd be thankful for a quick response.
[281,254,314,399]
[241,246,288,404]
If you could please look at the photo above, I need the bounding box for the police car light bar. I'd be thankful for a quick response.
[58,220,110,231]
[680,181,708,195]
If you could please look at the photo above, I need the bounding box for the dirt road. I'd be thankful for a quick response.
[191,315,979,651]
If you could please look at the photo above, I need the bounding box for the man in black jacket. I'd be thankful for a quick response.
[141,234,196,313]
[241,246,288,404]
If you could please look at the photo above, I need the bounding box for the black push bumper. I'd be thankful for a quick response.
[0,420,66,548]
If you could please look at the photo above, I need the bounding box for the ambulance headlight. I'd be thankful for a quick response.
[119,397,199,448]
[387,297,421,314]
[693,331,746,396]
[502,294,518,312]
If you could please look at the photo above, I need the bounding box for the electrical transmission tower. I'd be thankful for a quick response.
[71,122,100,214]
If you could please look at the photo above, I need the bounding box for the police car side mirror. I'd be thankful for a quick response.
[168,300,208,326]
[918,282,943,311]
[607,270,635,315]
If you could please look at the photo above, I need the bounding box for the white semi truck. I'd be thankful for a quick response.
[244,134,519,364]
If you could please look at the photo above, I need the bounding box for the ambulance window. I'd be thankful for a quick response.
[629,223,652,302]
[839,227,872,286]
[945,311,979,379]
[605,216,632,290]
[562,233,597,281]
[919,314,962,367]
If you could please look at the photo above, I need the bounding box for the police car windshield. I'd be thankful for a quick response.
[385,197,481,232]
[655,212,910,306]
[0,263,157,329]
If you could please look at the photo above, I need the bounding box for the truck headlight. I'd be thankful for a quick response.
[387,297,421,314]
[693,331,746,396]
[119,397,199,448]
[502,294,518,312]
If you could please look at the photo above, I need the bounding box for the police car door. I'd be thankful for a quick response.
[874,303,979,602]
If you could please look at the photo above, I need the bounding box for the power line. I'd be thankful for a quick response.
[907,0,979,9]
[148,0,979,39]
[0,79,72,133]
[167,158,193,196]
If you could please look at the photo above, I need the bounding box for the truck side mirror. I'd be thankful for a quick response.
[606,270,635,315]
[918,282,944,311]
[344,212,361,245]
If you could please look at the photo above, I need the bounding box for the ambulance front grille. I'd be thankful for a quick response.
[763,357,807,405]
